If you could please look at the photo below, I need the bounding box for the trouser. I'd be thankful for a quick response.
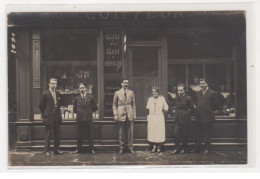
[118,116,134,150]
[194,121,213,150]
[44,120,60,152]
[76,121,93,151]
[173,121,190,150]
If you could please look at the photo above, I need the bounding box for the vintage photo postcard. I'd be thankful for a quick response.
[5,2,256,170]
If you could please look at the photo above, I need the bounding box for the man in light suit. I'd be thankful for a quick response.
[113,79,136,155]
[190,78,219,155]
[73,83,98,154]
[39,78,63,157]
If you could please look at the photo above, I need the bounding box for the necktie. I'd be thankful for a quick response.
[124,90,127,101]
[52,90,57,105]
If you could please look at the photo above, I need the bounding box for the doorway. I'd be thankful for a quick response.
[126,46,162,117]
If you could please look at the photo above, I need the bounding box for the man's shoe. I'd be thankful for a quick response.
[90,150,96,155]
[45,151,51,157]
[170,149,179,155]
[190,148,200,153]
[180,149,185,154]
[53,150,63,155]
[129,149,135,155]
[119,149,123,155]
[203,149,209,155]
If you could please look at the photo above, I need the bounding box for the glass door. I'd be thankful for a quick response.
[128,46,160,117]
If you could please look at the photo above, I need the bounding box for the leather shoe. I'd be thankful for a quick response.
[190,148,200,153]
[90,150,96,155]
[119,149,123,155]
[203,149,209,155]
[45,151,51,157]
[170,149,179,155]
[180,149,185,154]
[129,149,135,155]
[53,150,63,155]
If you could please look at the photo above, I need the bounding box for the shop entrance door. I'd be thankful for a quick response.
[125,46,162,117]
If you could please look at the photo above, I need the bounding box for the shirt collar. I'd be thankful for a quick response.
[202,87,209,94]
[49,88,55,92]
[121,88,128,92]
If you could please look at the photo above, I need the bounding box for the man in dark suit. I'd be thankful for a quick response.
[191,78,219,155]
[171,83,196,155]
[39,78,63,157]
[73,83,98,154]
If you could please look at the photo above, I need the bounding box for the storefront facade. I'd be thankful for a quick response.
[8,12,247,150]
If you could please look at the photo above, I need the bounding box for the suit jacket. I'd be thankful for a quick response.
[175,94,196,124]
[113,88,136,121]
[39,89,62,125]
[196,88,218,123]
[73,93,98,122]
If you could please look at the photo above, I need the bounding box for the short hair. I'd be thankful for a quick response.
[79,83,89,89]
[177,83,185,89]
[49,78,57,83]
[121,78,129,83]
[79,83,86,87]
[199,78,208,84]
[152,87,160,93]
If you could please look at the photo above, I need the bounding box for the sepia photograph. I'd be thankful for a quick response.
[6,4,250,168]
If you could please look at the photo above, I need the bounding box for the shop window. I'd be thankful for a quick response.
[188,64,203,89]
[167,62,235,117]
[33,64,99,121]
[168,64,186,92]
[103,29,123,117]
[41,31,97,61]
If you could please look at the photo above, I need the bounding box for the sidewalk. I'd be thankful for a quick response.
[8,150,247,166]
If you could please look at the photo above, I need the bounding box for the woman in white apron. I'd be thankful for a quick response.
[146,87,169,153]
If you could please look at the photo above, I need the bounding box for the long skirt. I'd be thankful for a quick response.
[147,113,165,143]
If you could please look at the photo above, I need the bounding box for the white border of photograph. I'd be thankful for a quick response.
[0,0,259,173]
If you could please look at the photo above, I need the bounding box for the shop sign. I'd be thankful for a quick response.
[103,29,123,73]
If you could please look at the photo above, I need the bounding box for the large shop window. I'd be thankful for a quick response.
[33,31,98,121]
[167,31,236,118]
[168,62,235,117]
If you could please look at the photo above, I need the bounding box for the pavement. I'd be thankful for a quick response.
[8,149,247,166]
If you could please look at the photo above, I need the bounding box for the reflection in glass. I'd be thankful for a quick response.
[132,47,158,77]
